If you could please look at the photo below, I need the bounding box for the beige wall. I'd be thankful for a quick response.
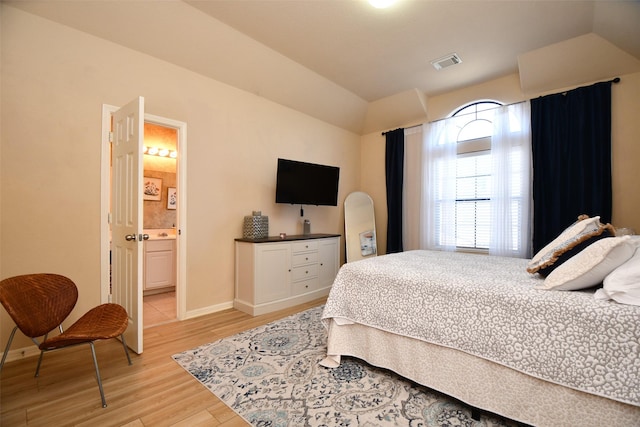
[0,7,360,351]
[2,3,639,355]
[362,71,640,254]
[610,72,640,232]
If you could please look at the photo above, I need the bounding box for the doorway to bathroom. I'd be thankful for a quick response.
[100,102,187,349]
[141,122,179,328]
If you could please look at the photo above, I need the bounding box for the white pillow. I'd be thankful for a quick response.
[538,236,635,291]
[595,244,640,306]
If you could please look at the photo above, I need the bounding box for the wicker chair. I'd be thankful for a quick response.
[0,273,132,407]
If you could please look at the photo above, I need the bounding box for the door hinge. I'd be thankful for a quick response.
[108,131,113,143]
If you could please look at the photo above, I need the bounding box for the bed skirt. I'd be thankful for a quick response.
[321,319,640,427]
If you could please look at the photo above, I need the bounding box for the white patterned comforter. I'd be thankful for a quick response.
[322,250,640,406]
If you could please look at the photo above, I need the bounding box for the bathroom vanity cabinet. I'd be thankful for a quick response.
[144,238,176,292]
[234,234,340,315]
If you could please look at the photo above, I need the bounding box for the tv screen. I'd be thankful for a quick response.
[275,158,340,206]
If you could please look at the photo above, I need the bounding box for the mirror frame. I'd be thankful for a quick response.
[344,191,377,262]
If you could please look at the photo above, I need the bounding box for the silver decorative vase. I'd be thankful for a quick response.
[243,211,269,239]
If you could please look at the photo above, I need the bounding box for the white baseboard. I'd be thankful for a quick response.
[182,300,234,320]
[233,287,330,316]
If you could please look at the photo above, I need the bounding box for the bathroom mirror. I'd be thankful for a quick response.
[344,191,377,262]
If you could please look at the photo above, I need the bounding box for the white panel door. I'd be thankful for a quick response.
[111,96,144,354]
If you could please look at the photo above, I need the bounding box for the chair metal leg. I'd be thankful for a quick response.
[120,334,132,365]
[34,331,50,377]
[34,350,45,377]
[89,342,108,408]
[0,326,18,371]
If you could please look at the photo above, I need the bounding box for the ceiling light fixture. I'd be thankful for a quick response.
[368,0,397,9]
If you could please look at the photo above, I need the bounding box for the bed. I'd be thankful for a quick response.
[320,249,640,427]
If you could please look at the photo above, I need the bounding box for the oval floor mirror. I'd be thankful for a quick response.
[344,191,377,262]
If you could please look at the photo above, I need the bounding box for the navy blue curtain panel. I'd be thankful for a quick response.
[531,81,613,253]
[385,128,404,253]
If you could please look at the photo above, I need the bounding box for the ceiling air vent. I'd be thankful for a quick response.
[431,53,462,70]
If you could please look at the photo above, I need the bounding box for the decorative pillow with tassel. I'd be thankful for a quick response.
[539,236,636,291]
[527,215,616,277]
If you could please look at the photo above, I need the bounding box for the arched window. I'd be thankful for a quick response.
[423,100,531,256]
[452,101,501,250]
[453,101,501,141]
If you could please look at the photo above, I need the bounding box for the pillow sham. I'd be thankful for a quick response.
[528,214,594,268]
[538,236,635,291]
[527,216,615,276]
[535,226,615,277]
[595,239,640,306]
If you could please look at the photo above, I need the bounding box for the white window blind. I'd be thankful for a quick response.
[452,102,499,251]
[456,152,491,249]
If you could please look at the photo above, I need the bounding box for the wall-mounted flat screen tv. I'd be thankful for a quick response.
[275,158,340,206]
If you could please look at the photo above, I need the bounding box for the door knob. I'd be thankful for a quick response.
[142,234,149,240]
[125,234,137,241]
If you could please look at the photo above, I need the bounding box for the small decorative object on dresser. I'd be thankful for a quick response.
[242,210,269,239]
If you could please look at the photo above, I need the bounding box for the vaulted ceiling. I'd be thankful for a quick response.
[5,0,640,134]
[186,0,640,101]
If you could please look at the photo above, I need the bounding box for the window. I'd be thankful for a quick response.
[451,101,500,250]
[422,100,531,257]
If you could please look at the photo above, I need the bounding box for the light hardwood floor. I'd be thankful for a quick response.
[1,298,326,427]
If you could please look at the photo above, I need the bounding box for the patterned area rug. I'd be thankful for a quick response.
[172,306,523,426]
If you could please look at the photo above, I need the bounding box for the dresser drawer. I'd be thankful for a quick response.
[292,278,318,295]
[292,251,318,267]
[291,264,318,282]
[291,240,318,253]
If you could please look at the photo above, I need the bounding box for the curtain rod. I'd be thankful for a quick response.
[381,77,620,136]
[381,127,411,136]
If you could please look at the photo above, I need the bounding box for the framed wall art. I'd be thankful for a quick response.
[167,187,177,210]
[143,177,162,201]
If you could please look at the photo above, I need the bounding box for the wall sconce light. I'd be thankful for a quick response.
[143,146,177,159]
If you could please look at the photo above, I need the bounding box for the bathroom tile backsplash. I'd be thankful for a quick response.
[144,170,176,229]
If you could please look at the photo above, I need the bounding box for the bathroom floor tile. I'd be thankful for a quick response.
[144,291,176,328]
